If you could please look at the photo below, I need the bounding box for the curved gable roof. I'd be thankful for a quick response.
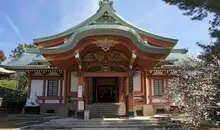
[33,0,178,45]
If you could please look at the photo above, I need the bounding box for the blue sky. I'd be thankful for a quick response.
[0,0,212,61]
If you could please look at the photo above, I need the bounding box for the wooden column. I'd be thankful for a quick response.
[84,77,89,104]
[119,77,124,103]
[76,72,84,118]
[143,71,147,104]
[64,71,68,104]
[128,69,134,117]
[88,77,93,104]
[149,78,152,104]
[59,80,63,104]
[42,79,46,104]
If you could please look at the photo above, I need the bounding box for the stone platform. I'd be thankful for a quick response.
[17,117,182,130]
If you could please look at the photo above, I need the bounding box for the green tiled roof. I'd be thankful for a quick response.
[40,25,171,55]
[1,52,49,69]
[33,0,178,45]
[162,48,189,67]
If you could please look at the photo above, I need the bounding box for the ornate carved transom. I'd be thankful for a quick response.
[83,51,129,62]
[87,66,125,72]
[91,37,120,51]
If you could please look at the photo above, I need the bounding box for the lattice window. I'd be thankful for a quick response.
[154,79,164,96]
[47,80,58,96]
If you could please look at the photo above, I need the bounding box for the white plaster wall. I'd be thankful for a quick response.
[71,72,78,92]
[133,71,141,92]
[45,100,59,103]
[31,80,43,97]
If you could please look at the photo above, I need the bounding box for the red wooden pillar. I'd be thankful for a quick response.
[88,77,93,103]
[128,69,134,117]
[119,77,124,103]
[63,71,68,104]
[59,80,63,104]
[84,77,89,104]
[76,74,84,118]
[142,70,147,104]
[149,78,152,104]
[42,79,46,104]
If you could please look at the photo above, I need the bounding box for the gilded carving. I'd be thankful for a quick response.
[107,51,128,61]
[83,51,128,62]
[91,37,120,51]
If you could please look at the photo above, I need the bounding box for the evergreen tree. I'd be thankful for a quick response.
[163,0,220,126]
[9,43,36,61]
[8,43,36,93]
[163,0,220,40]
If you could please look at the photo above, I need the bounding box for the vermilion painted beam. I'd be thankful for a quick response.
[84,72,128,77]
[86,61,128,69]
[30,76,63,80]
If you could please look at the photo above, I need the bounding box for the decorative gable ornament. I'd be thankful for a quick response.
[95,11,117,24]
[98,0,115,12]
[91,37,120,51]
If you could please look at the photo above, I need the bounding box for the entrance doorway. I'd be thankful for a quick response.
[92,77,119,103]
[97,85,116,103]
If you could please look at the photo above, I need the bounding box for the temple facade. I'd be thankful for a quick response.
[1,0,188,117]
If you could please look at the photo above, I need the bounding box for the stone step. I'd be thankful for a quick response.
[20,118,182,129]
[47,121,169,125]
[22,123,182,129]
[48,119,181,124]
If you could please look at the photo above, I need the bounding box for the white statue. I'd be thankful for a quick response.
[25,92,40,107]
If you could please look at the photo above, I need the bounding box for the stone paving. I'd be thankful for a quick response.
[70,128,140,130]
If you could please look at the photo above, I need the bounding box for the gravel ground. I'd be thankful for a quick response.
[0,114,51,130]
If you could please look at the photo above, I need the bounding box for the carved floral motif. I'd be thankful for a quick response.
[83,51,128,61]
[91,37,120,51]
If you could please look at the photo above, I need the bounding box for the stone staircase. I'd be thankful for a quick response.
[20,118,182,129]
[85,103,126,118]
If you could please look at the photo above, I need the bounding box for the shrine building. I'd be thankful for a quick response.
[1,0,188,117]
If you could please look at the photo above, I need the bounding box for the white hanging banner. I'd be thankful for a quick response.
[78,101,84,110]
[78,85,83,98]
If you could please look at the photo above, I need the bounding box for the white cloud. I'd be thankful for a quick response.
[4,14,24,42]
[58,0,99,32]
